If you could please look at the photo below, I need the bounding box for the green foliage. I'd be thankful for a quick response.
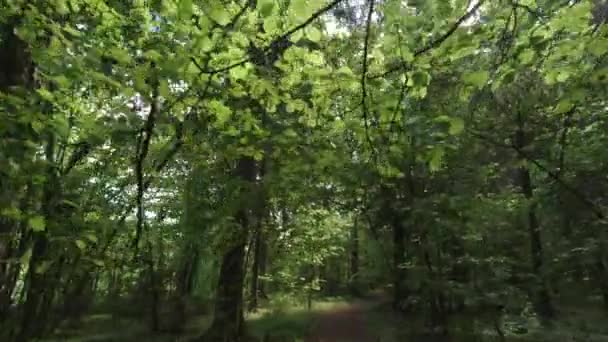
[2,0,608,340]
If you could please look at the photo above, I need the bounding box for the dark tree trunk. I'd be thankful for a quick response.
[515,112,554,320]
[594,248,608,311]
[249,228,262,311]
[202,157,256,341]
[392,213,406,308]
[258,236,268,300]
[349,218,360,295]
[0,17,36,328]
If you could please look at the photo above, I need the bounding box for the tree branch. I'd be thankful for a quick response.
[371,0,485,79]
[468,128,605,220]
[191,0,344,75]
[132,82,160,250]
[361,0,376,155]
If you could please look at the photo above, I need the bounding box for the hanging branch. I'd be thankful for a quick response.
[468,128,605,220]
[371,0,486,79]
[191,0,345,75]
[361,0,376,155]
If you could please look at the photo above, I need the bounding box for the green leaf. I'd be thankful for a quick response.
[284,128,298,138]
[209,100,232,125]
[159,80,171,98]
[108,47,132,65]
[178,0,193,18]
[195,36,214,52]
[35,261,53,274]
[409,71,431,87]
[84,232,98,243]
[75,239,87,250]
[292,0,313,19]
[1,206,22,220]
[230,66,249,80]
[429,148,444,172]
[556,71,571,83]
[462,70,489,88]
[588,39,608,57]
[209,5,231,26]
[92,259,105,267]
[307,27,322,42]
[555,99,573,114]
[258,0,275,17]
[61,199,79,209]
[264,16,280,34]
[29,216,46,232]
[518,49,535,64]
[400,47,414,63]
[448,118,465,135]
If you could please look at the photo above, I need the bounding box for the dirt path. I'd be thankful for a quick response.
[305,295,388,342]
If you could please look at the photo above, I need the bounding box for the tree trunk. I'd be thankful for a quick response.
[202,157,256,341]
[349,217,360,295]
[174,245,199,329]
[0,16,36,328]
[258,236,268,300]
[249,228,262,311]
[515,113,554,319]
[18,134,56,341]
[392,213,406,308]
[594,247,608,311]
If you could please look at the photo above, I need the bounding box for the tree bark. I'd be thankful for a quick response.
[202,157,256,341]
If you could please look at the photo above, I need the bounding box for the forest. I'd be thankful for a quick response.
[2,0,608,341]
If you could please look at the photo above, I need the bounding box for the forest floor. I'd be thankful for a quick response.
[303,294,385,342]
[42,293,608,341]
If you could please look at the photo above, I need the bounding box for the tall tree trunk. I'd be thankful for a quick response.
[349,217,360,295]
[202,157,256,341]
[515,112,554,319]
[0,17,36,329]
[594,245,608,311]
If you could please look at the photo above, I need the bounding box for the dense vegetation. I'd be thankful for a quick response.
[2,0,608,341]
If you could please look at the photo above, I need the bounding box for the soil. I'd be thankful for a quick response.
[304,294,389,342]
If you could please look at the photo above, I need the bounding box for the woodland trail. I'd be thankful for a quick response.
[304,293,389,342]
